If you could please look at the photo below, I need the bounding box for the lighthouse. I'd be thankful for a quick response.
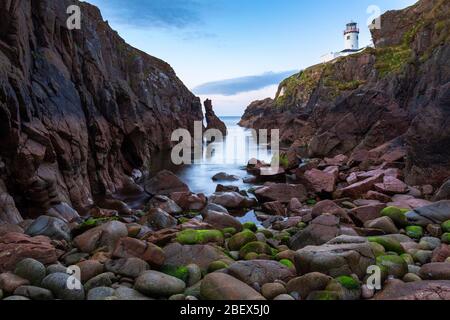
[344,22,359,50]
[320,21,364,63]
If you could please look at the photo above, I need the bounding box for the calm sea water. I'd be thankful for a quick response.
[150,116,273,195]
[149,116,274,224]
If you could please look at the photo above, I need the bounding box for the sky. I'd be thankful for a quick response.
[85,0,418,116]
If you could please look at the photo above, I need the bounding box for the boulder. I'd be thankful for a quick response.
[73,221,128,253]
[228,230,257,251]
[0,233,58,272]
[419,263,450,280]
[304,169,336,193]
[47,202,80,223]
[41,273,85,300]
[290,215,340,250]
[147,195,182,215]
[134,270,186,297]
[406,201,450,226]
[294,242,376,279]
[200,273,265,300]
[286,272,332,299]
[364,216,398,234]
[261,283,287,300]
[212,172,239,182]
[139,208,177,231]
[339,174,383,199]
[163,243,233,271]
[105,258,149,278]
[14,285,54,300]
[209,192,256,209]
[374,280,450,300]
[255,184,307,203]
[202,210,243,231]
[433,179,450,201]
[112,237,165,268]
[14,258,46,286]
[349,204,386,225]
[261,201,286,216]
[25,216,71,241]
[374,176,408,194]
[76,260,105,283]
[0,272,30,293]
[144,170,190,196]
[227,260,295,286]
[170,192,207,211]
[311,200,352,223]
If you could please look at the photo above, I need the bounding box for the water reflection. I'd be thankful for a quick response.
[150,116,274,196]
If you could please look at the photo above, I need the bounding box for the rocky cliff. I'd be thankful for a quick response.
[239,0,450,187]
[0,0,204,221]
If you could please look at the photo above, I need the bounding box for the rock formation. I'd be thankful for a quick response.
[0,0,203,221]
[239,0,450,187]
[204,99,227,135]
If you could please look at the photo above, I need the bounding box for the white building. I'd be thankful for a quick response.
[321,22,366,63]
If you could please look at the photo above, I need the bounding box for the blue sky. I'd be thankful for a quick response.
[85,0,417,115]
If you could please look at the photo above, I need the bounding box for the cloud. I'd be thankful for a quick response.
[192,70,298,96]
[90,0,205,29]
[198,85,279,116]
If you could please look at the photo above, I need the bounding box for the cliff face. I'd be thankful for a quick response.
[0,0,203,220]
[239,0,450,187]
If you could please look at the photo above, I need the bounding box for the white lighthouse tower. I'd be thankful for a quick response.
[344,21,359,50]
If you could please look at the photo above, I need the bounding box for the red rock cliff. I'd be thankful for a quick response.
[240,0,450,187]
[0,0,203,219]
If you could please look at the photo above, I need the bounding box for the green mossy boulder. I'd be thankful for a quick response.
[442,220,450,233]
[239,241,273,259]
[207,260,229,273]
[442,233,450,244]
[368,236,405,255]
[176,229,224,245]
[257,229,274,239]
[222,227,237,236]
[279,259,294,269]
[380,206,409,227]
[406,226,423,239]
[161,265,189,282]
[325,276,361,300]
[400,253,414,265]
[243,222,257,232]
[376,255,408,278]
[369,242,386,257]
[227,229,257,251]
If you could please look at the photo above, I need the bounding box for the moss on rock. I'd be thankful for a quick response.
[406,226,424,240]
[228,229,257,251]
[239,241,273,259]
[176,229,224,245]
[207,260,229,273]
[368,236,405,255]
[380,207,410,227]
[376,255,408,278]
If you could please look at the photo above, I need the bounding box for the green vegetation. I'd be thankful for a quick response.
[79,216,119,229]
[207,260,229,273]
[442,233,450,244]
[374,45,412,77]
[279,259,294,269]
[380,206,410,227]
[239,241,273,259]
[442,220,450,233]
[335,276,360,290]
[271,153,289,169]
[161,265,189,282]
[176,229,224,245]
[228,229,257,251]
[242,222,257,232]
[406,226,424,240]
[368,236,405,255]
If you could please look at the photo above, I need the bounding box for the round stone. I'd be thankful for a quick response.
[14,258,46,285]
